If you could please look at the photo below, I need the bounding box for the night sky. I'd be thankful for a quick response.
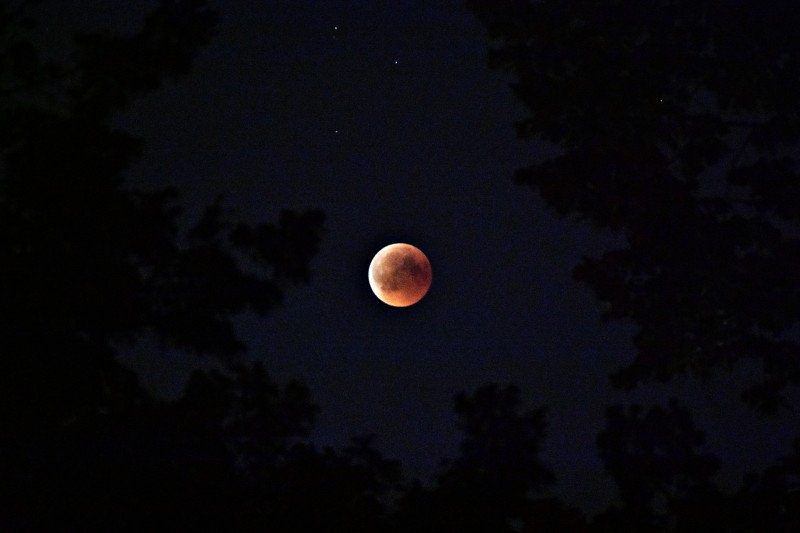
[36,0,798,513]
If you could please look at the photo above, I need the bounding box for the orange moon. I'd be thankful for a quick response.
[368,243,432,307]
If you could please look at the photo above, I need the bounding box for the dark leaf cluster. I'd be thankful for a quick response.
[468,0,800,412]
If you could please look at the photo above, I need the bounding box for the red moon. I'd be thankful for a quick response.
[368,243,432,307]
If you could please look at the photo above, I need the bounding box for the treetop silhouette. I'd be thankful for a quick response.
[468,0,800,412]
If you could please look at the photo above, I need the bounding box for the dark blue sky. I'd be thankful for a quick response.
[36,0,799,513]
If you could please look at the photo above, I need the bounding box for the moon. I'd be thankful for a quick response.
[368,243,432,307]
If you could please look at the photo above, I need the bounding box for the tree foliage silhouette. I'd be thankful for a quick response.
[0,2,333,529]
[467,0,800,412]
[593,399,720,530]
[467,1,800,529]
[397,384,561,532]
[0,0,323,430]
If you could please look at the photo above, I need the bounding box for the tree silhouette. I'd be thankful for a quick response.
[593,399,720,530]
[0,0,325,424]
[0,2,330,529]
[263,435,404,532]
[466,1,800,529]
[396,384,560,532]
[467,0,800,412]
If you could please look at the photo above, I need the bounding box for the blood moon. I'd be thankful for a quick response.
[368,243,432,307]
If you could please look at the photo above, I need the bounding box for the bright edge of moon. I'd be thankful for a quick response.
[368,243,432,307]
